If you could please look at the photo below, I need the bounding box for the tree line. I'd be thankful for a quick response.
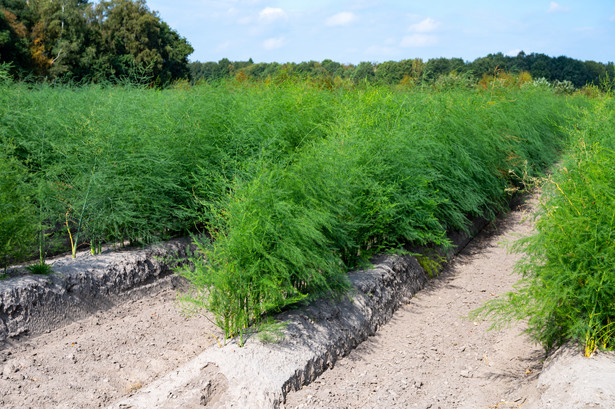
[190,52,615,89]
[0,0,192,84]
[2,0,613,88]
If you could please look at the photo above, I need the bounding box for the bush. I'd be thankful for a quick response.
[530,77,552,89]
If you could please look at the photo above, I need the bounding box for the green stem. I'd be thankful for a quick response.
[69,165,96,258]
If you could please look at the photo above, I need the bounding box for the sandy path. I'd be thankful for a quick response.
[0,285,220,409]
[285,199,544,409]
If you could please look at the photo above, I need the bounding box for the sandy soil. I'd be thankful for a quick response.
[0,285,220,409]
[4,196,606,409]
[284,198,545,409]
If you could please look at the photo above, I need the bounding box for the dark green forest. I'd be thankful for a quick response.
[1,0,614,87]
[189,53,615,89]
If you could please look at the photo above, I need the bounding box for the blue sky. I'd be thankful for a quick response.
[146,0,615,64]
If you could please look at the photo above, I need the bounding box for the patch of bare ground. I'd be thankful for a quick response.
[284,198,544,409]
[0,286,220,409]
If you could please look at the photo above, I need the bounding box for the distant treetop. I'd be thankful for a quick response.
[190,52,614,89]
[1,1,611,89]
[0,0,193,84]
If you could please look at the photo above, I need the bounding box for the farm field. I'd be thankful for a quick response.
[2,0,614,406]
[1,76,614,407]
[1,78,577,334]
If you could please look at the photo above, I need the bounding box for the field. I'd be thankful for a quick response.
[1,76,612,352]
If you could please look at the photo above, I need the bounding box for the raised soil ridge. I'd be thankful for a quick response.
[0,239,190,341]
[0,200,613,408]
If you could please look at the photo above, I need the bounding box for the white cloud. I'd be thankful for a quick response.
[408,17,440,33]
[263,37,286,50]
[259,7,287,23]
[506,49,522,57]
[400,34,437,47]
[547,2,570,13]
[326,12,357,27]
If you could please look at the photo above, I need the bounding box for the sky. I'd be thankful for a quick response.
[146,0,615,64]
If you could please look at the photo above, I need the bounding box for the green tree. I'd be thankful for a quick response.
[351,61,374,83]
[509,51,529,72]
[527,53,551,80]
[243,61,279,80]
[321,59,342,77]
[30,0,94,80]
[215,57,233,78]
[375,60,403,84]
[423,57,465,82]
[0,1,34,75]
[157,19,193,82]
[189,61,219,81]
[468,53,509,78]
[584,60,605,85]
[295,60,318,77]
[553,56,591,87]
[93,0,192,84]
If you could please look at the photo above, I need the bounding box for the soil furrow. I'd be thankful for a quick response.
[284,198,543,409]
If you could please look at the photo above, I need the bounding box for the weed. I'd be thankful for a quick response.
[26,262,53,275]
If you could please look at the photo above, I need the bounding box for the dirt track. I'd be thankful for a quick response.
[284,198,544,409]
